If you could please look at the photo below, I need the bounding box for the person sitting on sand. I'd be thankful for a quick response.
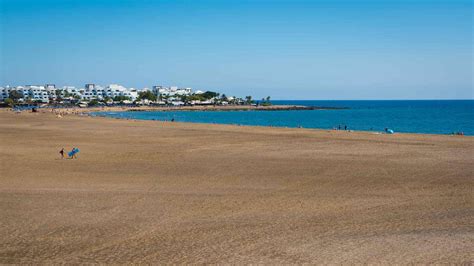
[59,148,64,159]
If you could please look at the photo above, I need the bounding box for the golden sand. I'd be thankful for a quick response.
[0,110,472,263]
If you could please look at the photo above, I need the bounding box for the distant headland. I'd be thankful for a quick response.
[0,83,347,110]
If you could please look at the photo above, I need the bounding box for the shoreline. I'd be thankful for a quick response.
[2,107,470,137]
[88,109,471,137]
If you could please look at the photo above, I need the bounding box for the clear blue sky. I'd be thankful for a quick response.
[0,0,472,99]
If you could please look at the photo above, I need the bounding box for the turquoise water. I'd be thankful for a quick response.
[91,100,474,135]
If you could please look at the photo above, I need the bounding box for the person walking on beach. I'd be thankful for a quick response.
[69,147,79,159]
[59,148,64,159]
[70,148,75,159]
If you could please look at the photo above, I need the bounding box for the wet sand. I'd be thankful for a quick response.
[0,110,472,263]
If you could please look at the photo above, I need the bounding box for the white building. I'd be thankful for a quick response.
[0,85,54,103]
[103,84,138,101]
[157,86,193,97]
[152,86,162,96]
[1,83,203,104]
[0,86,10,101]
[20,85,48,103]
[62,86,80,98]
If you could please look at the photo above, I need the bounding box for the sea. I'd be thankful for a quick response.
[91,100,474,136]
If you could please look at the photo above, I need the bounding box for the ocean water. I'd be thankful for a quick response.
[91,100,474,135]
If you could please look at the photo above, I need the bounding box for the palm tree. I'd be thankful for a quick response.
[245,96,252,104]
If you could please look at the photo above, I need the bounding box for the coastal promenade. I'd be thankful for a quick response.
[0,109,472,263]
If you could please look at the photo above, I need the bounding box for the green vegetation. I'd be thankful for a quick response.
[88,99,100,106]
[113,95,132,102]
[245,96,253,104]
[63,91,73,98]
[201,91,219,99]
[260,96,272,106]
[8,90,23,102]
[55,89,63,101]
[4,98,14,107]
[175,91,222,103]
[101,96,112,103]
[137,91,157,102]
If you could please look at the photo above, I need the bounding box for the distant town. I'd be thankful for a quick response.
[0,84,272,107]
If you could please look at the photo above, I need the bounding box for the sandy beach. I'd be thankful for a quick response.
[0,110,472,264]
